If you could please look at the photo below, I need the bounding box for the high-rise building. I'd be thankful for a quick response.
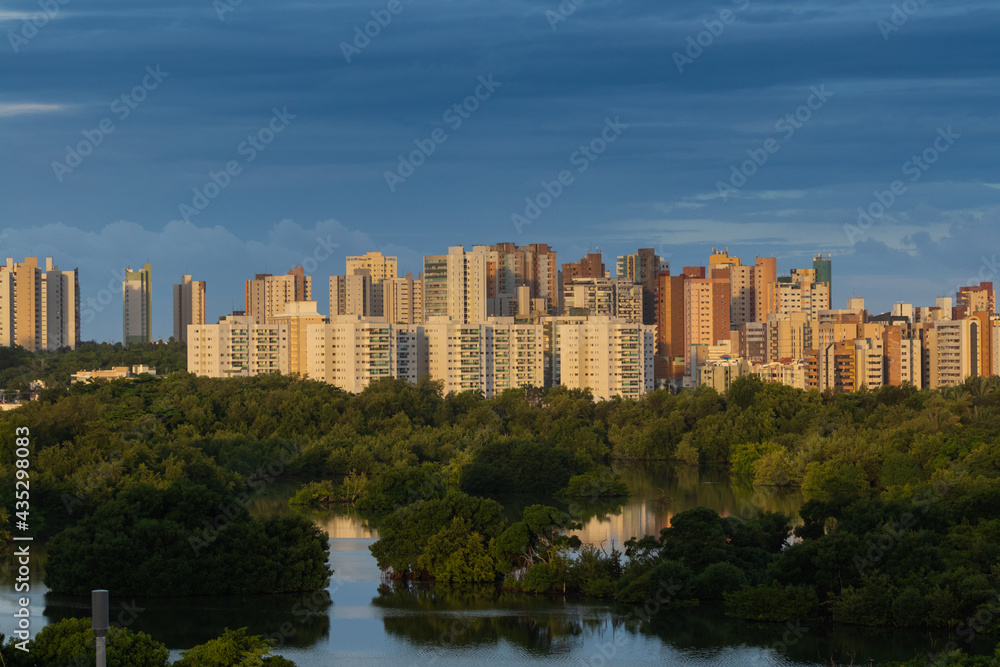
[381,273,424,325]
[187,315,289,377]
[485,243,559,315]
[562,277,643,323]
[173,275,206,343]
[708,248,755,329]
[813,253,832,292]
[562,251,606,283]
[683,275,731,374]
[547,315,656,400]
[754,257,778,321]
[123,263,152,345]
[307,316,421,392]
[617,248,665,325]
[245,267,311,324]
[346,252,398,283]
[272,301,325,378]
[330,271,373,317]
[930,318,980,388]
[955,282,995,319]
[422,246,488,325]
[0,257,80,351]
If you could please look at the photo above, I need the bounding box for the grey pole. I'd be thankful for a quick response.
[92,590,109,667]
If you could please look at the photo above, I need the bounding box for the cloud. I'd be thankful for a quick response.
[0,103,64,117]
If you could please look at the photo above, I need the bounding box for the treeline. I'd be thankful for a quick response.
[4,353,1000,657]
[0,341,187,391]
[1,621,296,666]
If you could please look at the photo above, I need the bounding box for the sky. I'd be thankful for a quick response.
[2,0,999,343]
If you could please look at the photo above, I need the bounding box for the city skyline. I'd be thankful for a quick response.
[2,2,998,345]
[1,241,994,345]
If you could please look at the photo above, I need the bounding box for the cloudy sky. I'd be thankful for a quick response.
[2,0,999,342]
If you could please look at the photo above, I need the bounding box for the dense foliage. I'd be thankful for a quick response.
[6,347,1000,659]
[0,620,295,667]
[0,341,186,392]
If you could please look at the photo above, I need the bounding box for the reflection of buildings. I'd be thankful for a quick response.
[314,514,378,539]
[568,501,672,547]
[566,483,805,546]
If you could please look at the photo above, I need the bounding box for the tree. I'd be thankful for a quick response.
[24,617,169,667]
[174,627,295,666]
[492,505,581,572]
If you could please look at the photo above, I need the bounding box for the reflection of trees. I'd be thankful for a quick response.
[375,583,997,664]
[374,582,584,654]
[633,604,990,665]
[42,591,332,649]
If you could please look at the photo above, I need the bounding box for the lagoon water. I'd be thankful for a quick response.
[1,464,989,665]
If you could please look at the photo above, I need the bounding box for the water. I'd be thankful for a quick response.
[1,464,992,664]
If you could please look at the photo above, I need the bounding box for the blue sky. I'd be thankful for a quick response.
[2,0,999,342]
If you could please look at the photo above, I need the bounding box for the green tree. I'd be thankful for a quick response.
[174,627,295,667]
[23,617,169,667]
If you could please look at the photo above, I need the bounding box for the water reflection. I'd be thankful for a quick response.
[375,583,587,655]
[4,464,992,665]
[567,463,805,546]
[41,590,333,650]
[372,582,995,666]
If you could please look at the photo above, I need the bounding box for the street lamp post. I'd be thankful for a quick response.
[92,590,108,667]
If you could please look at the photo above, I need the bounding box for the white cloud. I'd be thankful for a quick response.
[0,103,63,118]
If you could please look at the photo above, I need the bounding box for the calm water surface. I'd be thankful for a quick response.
[1,464,991,665]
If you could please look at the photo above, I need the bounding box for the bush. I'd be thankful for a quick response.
[22,617,169,667]
[694,562,748,600]
[561,468,629,499]
[724,584,818,622]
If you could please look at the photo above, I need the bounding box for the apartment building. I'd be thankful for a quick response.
[617,248,667,325]
[381,273,424,325]
[272,301,325,378]
[562,251,606,283]
[330,271,373,317]
[548,315,655,400]
[187,315,289,377]
[422,246,489,324]
[123,263,152,345]
[346,251,397,283]
[562,277,643,323]
[173,275,206,343]
[0,257,81,351]
[306,316,421,392]
[245,267,311,324]
[683,276,731,373]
